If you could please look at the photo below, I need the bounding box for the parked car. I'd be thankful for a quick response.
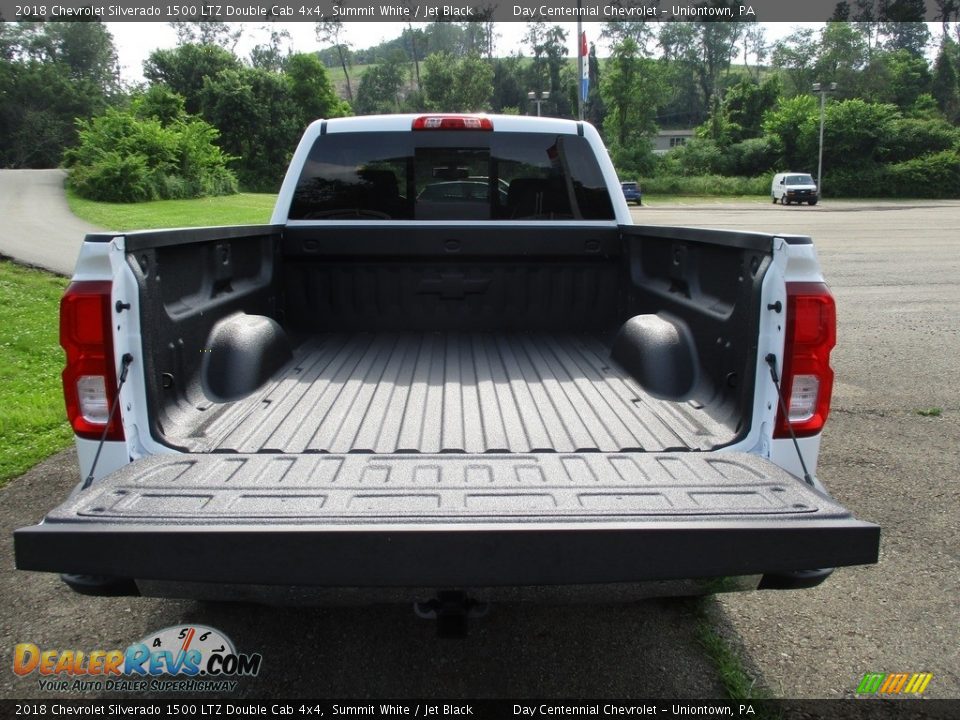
[772,172,819,205]
[621,180,642,205]
[15,114,878,615]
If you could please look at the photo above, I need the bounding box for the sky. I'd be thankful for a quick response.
[107,21,824,83]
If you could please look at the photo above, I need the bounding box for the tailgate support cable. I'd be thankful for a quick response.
[765,353,815,487]
[82,353,134,490]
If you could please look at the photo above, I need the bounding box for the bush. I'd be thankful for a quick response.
[64,96,237,203]
[886,150,960,198]
[882,117,960,163]
[68,152,152,203]
[725,138,778,177]
[639,175,770,197]
[609,139,658,178]
[662,138,726,176]
[822,150,960,198]
[821,163,888,198]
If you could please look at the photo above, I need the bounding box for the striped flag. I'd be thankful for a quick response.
[580,32,589,103]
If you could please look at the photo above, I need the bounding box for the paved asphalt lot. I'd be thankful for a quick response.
[0,170,96,276]
[1,196,958,700]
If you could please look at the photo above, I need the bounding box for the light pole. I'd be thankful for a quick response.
[527,90,550,117]
[812,82,836,196]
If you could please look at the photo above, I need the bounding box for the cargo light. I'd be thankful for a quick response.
[412,115,493,131]
[60,281,124,441]
[774,282,836,439]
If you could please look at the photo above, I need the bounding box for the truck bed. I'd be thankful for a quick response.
[175,331,733,454]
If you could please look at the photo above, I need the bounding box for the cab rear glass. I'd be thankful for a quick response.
[288,131,615,221]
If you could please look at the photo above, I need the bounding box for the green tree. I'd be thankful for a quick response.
[491,55,526,113]
[0,21,120,168]
[136,84,187,126]
[601,21,654,54]
[521,22,547,87]
[931,39,960,119]
[316,11,353,101]
[423,20,466,56]
[144,43,242,114]
[765,96,901,177]
[249,23,291,72]
[522,21,570,115]
[600,38,665,175]
[823,99,899,160]
[656,39,707,127]
[422,52,493,112]
[862,49,932,109]
[285,52,350,125]
[31,21,119,90]
[659,9,744,108]
[741,23,768,81]
[355,56,407,114]
[168,21,242,50]
[405,21,424,92]
[879,0,930,55]
[762,94,819,170]
[815,21,869,94]
[772,27,819,96]
[199,67,297,191]
[459,19,493,57]
[422,52,457,110]
[716,76,782,143]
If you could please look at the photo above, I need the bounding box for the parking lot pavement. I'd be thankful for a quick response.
[0,170,98,276]
[634,199,960,698]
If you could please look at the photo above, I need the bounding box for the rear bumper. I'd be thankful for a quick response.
[19,518,877,588]
[15,452,879,590]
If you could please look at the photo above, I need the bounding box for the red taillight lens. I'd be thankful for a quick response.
[774,282,836,439]
[60,281,124,441]
[412,115,493,131]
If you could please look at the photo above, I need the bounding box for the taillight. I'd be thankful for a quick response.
[774,282,836,438]
[412,115,493,131]
[60,281,124,441]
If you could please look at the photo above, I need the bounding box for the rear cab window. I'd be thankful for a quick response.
[289,131,615,221]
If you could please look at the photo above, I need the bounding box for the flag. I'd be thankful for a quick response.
[580,32,589,103]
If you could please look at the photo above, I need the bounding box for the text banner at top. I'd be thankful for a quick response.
[1,0,954,24]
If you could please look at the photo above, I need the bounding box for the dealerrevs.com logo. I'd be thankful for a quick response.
[13,625,262,693]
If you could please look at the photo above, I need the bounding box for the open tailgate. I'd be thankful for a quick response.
[15,452,879,586]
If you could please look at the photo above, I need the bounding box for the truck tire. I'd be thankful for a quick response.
[808,200,818,206]
[781,196,789,205]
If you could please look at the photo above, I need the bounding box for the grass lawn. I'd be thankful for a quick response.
[0,261,72,487]
[67,191,277,231]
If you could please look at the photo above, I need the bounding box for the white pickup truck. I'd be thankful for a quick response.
[16,114,878,610]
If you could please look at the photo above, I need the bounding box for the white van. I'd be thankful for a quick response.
[772,172,819,205]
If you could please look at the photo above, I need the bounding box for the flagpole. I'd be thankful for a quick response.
[576,5,584,121]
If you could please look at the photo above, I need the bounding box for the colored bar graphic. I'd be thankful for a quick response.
[857,673,886,694]
[858,672,933,695]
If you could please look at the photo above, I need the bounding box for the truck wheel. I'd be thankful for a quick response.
[808,200,818,206]
[781,196,789,205]
[772,196,777,204]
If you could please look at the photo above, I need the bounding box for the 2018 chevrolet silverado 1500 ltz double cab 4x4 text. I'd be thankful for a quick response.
[16,115,878,611]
